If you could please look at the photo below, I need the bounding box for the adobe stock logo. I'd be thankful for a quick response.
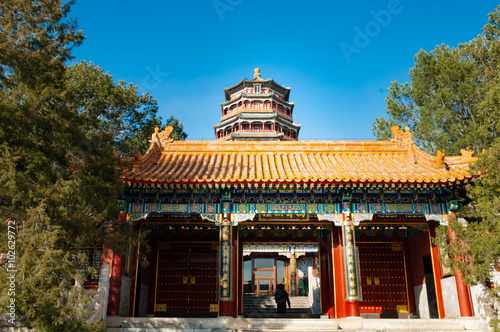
[213,0,243,21]
[340,0,405,63]
[142,65,169,91]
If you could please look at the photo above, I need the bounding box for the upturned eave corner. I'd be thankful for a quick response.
[121,125,176,180]
[390,125,475,176]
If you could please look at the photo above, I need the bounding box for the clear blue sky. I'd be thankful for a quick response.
[70,0,499,141]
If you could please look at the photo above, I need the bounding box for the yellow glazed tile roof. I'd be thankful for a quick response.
[122,126,474,186]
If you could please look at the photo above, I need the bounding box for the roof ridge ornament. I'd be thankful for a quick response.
[391,125,413,149]
[435,150,446,169]
[460,147,475,162]
[150,126,175,149]
[148,126,175,165]
[253,68,261,80]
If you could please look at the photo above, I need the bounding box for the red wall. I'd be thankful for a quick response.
[409,230,430,286]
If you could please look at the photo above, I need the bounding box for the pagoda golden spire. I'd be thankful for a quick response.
[253,67,261,79]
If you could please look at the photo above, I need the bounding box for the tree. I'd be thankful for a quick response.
[65,61,187,157]
[0,1,187,331]
[164,114,188,141]
[373,6,500,328]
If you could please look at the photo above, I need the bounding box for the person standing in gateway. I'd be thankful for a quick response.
[274,284,291,314]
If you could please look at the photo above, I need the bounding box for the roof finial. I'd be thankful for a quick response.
[254,68,261,79]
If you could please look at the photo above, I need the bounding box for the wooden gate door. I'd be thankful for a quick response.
[358,243,408,314]
[187,243,218,314]
[155,242,190,313]
[155,242,217,315]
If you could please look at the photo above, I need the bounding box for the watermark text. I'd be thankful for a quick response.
[5,219,17,325]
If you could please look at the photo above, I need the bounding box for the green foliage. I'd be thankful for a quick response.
[0,0,186,330]
[374,5,500,324]
[435,216,499,285]
[373,6,500,155]
[65,61,183,157]
[165,114,188,141]
[373,44,486,155]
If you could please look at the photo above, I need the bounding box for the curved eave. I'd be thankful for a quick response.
[122,138,474,189]
[224,78,291,100]
[214,112,281,128]
[122,178,471,188]
[221,92,295,108]
[218,109,295,124]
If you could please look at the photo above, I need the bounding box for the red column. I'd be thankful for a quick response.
[102,211,127,315]
[290,252,297,296]
[237,230,244,315]
[448,225,474,317]
[429,221,446,318]
[346,301,360,317]
[333,226,346,318]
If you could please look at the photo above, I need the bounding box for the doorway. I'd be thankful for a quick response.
[423,254,439,318]
[244,257,287,296]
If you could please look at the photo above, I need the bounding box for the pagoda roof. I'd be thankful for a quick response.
[221,92,295,107]
[224,78,291,101]
[215,113,277,128]
[122,126,475,187]
[214,112,299,128]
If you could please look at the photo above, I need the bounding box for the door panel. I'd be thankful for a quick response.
[359,243,408,314]
[187,243,217,313]
[156,243,190,313]
[359,245,374,308]
[155,242,217,315]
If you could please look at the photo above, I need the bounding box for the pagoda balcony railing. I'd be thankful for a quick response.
[217,129,297,141]
[239,129,277,132]
[222,108,292,121]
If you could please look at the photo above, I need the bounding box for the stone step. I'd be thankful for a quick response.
[243,296,310,300]
[243,308,311,314]
[243,297,311,306]
[243,301,311,306]
[336,318,488,331]
[243,296,312,314]
[243,303,310,309]
[106,317,488,332]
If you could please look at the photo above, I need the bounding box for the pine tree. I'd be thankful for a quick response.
[0,1,186,330]
[373,6,500,329]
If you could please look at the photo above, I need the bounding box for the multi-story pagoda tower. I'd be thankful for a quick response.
[214,68,301,141]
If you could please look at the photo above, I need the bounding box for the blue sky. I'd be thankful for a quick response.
[70,0,499,141]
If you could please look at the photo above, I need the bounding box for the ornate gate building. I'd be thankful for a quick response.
[102,69,476,319]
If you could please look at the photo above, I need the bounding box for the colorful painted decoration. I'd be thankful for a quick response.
[424,213,449,225]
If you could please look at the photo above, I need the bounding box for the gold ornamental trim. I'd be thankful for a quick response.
[155,304,166,312]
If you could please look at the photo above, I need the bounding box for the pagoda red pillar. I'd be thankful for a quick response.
[447,222,474,317]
